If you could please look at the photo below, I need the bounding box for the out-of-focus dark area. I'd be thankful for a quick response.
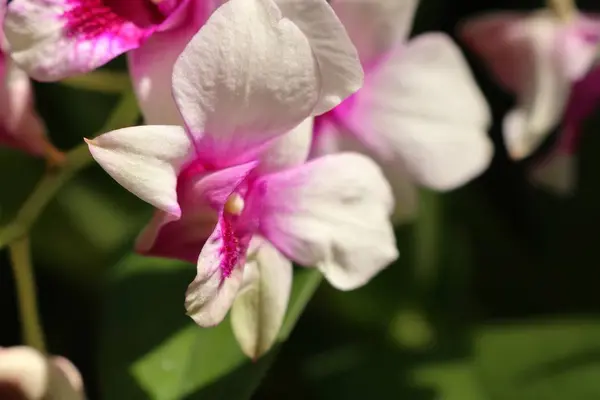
[2,0,600,399]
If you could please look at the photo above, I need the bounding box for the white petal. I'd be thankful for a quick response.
[343,33,493,190]
[256,117,313,174]
[275,0,364,114]
[258,153,398,290]
[311,118,418,223]
[330,0,419,65]
[0,346,48,399]
[231,239,292,359]
[87,125,194,216]
[172,0,320,166]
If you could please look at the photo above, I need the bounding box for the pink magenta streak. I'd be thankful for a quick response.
[62,0,164,40]
[218,215,242,279]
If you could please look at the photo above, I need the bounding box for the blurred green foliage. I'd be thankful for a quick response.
[2,0,600,399]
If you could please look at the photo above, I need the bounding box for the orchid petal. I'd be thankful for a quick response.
[330,0,419,66]
[556,15,600,81]
[135,161,258,262]
[501,15,572,160]
[258,153,398,290]
[459,12,528,93]
[185,214,252,326]
[0,58,47,155]
[256,117,313,175]
[461,12,577,160]
[343,33,493,190]
[129,2,216,125]
[275,0,363,114]
[5,0,165,80]
[87,125,194,217]
[312,118,418,222]
[172,0,321,167]
[231,239,292,359]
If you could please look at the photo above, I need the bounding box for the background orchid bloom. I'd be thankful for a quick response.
[3,0,220,124]
[460,10,600,168]
[87,0,393,359]
[312,0,493,221]
[529,64,600,194]
[0,346,84,400]
[0,1,48,157]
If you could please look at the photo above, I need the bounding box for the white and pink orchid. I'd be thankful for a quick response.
[87,0,396,358]
[0,1,49,158]
[3,0,224,124]
[460,9,600,194]
[311,0,494,220]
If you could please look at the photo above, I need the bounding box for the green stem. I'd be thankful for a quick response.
[60,70,132,93]
[9,236,46,352]
[0,91,140,249]
[414,188,441,294]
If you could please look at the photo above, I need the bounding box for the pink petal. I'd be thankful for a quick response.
[172,0,322,167]
[459,11,528,93]
[5,0,171,80]
[257,153,398,290]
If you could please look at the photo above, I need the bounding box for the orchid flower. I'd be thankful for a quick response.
[3,0,223,124]
[87,0,395,359]
[460,9,600,194]
[311,0,493,221]
[0,1,51,159]
[0,346,84,400]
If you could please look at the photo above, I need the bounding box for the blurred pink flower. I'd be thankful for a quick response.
[460,10,600,194]
[87,0,395,357]
[0,346,84,400]
[312,0,493,220]
[3,0,223,124]
[0,2,48,157]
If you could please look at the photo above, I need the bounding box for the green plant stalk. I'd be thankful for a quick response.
[9,236,46,352]
[0,91,139,249]
[415,188,441,294]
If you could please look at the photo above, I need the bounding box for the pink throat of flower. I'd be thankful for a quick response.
[218,213,242,279]
[62,0,168,40]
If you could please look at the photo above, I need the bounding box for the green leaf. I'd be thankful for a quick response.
[412,361,489,400]
[476,319,600,400]
[99,254,321,400]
